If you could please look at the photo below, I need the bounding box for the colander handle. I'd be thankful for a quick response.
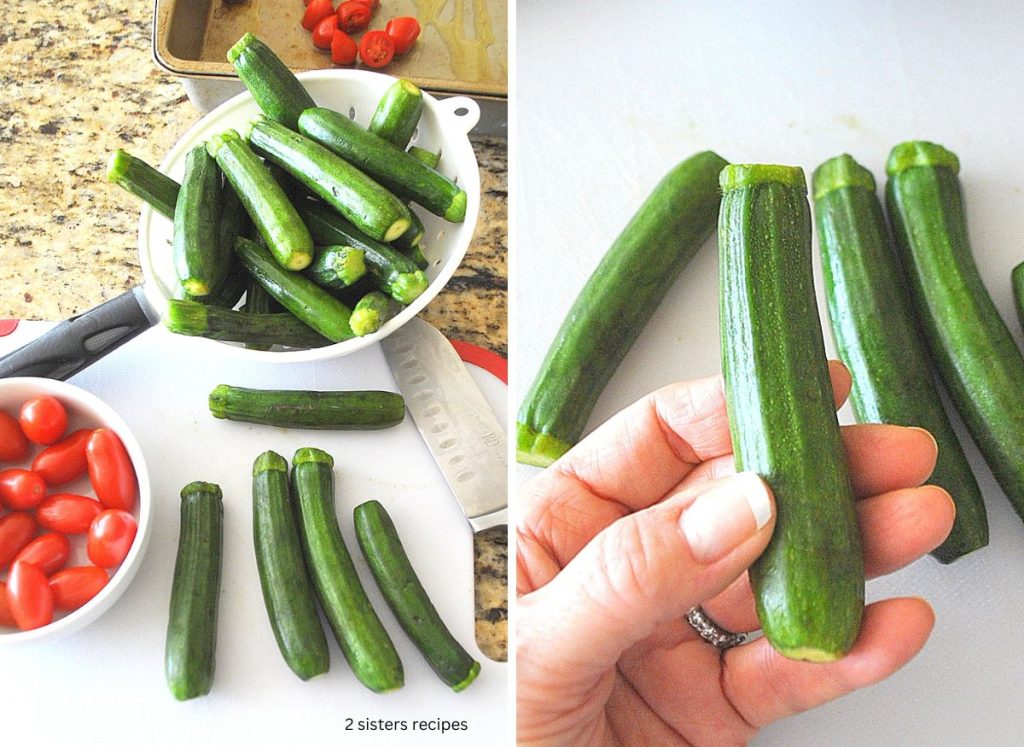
[435,96,481,135]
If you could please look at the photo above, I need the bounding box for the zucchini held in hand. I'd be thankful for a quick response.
[719,163,863,661]
[209,385,405,430]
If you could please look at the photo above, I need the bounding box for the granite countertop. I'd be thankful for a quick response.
[0,2,506,661]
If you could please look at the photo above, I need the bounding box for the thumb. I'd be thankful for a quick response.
[519,471,775,683]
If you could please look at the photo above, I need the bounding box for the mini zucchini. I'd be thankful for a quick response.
[291,448,404,693]
[813,154,987,562]
[174,146,225,296]
[368,79,424,149]
[886,141,1024,519]
[390,206,425,253]
[299,107,467,223]
[166,299,332,348]
[174,267,247,310]
[407,146,441,170]
[209,385,405,429]
[349,291,393,336]
[253,451,330,680]
[306,245,367,292]
[354,500,480,691]
[165,481,224,701]
[720,163,864,661]
[107,149,180,219]
[517,151,728,466]
[207,129,313,271]
[227,33,316,130]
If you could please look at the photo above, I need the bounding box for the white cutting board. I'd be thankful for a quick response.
[517,3,1024,745]
[0,323,507,745]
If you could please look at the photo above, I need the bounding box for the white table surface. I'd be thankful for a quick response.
[516,2,1024,744]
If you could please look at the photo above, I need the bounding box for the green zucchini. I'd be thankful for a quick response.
[306,245,367,292]
[227,33,316,131]
[173,146,225,296]
[291,448,404,693]
[1013,262,1024,331]
[353,500,480,692]
[209,385,405,429]
[391,206,425,252]
[166,481,224,701]
[886,141,1024,518]
[813,154,987,563]
[246,116,411,243]
[243,275,277,351]
[106,149,180,219]
[401,242,429,271]
[516,151,728,466]
[174,267,247,310]
[165,299,331,348]
[234,236,354,343]
[720,163,863,661]
[407,146,441,170]
[207,130,313,271]
[349,292,393,336]
[295,200,429,304]
[368,79,424,149]
[299,107,467,223]
[252,451,330,680]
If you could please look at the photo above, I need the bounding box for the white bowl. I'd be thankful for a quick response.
[139,69,482,362]
[0,378,152,645]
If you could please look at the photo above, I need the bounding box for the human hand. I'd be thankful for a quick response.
[516,363,955,745]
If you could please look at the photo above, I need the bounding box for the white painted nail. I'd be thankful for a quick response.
[680,471,773,564]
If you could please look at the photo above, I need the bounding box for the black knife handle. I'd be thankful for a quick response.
[0,288,156,381]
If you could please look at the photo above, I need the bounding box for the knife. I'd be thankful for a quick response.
[381,317,507,532]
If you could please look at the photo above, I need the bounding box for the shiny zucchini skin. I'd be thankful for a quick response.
[720,163,863,661]
[209,386,405,429]
[516,151,728,466]
[106,149,180,219]
[886,140,1024,519]
[813,154,987,563]
[227,33,316,130]
[368,79,424,149]
[252,451,330,680]
[165,299,332,349]
[174,146,225,296]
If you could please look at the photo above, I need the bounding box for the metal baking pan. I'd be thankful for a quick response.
[152,0,507,134]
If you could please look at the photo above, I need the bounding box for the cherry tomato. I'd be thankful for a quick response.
[337,1,372,33]
[312,14,338,49]
[359,30,395,68]
[0,511,36,570]
[15,532,71,575]
[7,560,53,630]
[87,510,137,568]
[0,411,29,462]
[86,429,137,511]
[31,428,91,486]
[49,566,109,611]
[0,468,47,510]
[19,395,68,446]
[302,0,334,31]
[351,0,380,10]
[331,29,359,65]
[0,582,16,627]
[385,17,421,55]
[36,493,103,534]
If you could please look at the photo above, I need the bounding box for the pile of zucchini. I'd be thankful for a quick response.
[107,32,468,349]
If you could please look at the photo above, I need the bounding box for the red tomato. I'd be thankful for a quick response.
[0,511,36,570]
[351,0,380,10]
[87,510,137,568]
[15,532,71,575]
[331,29,359,65]
[86,429,137,511]
[49,566,109,611]
[359,30,395,68]
[385,17,421,55]
[0,468,47,510]
[7,561,53,630]
[31,428,91,486]
[0,411,29,462]
[302,0,334,31]
[312,14,338,49]
[19,395,68,446]
[337,1,372,33]
[36,493,103,534]
[0,582,16,627]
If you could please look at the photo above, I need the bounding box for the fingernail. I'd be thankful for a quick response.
[680,471,773,564]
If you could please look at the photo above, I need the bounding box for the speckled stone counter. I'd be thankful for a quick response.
[0,0,506,660]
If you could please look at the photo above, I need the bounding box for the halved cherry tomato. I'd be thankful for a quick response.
[302,0,334,31]
[337,1,372,33]
[31,428,91,486]
[0,511,36,570]
[0,468,47,510]
[7,561,53,630]
[359,30,395,68]
[36,493,103,534]
[312,14,338,49]
[19,395,67,445]
[331,29,359,65]
[49,566,109,611]
[86,429,137,511]
[0,582,16,627]
[351,0,380,11]
[87,510,137,568]
[15,532,71,575]
[0,411,29,462]
[385,16,421,55]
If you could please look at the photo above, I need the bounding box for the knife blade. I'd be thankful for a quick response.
[381,318,507,532]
